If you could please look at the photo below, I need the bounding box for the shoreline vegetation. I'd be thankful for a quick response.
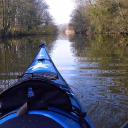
[69,0,128,36]
[0,0,58,37]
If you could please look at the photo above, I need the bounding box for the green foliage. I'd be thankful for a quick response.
[70,0,128,34]
[0,0,58,36]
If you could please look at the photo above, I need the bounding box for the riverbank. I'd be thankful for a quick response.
[72,30,128,36]
[0,29,58,38]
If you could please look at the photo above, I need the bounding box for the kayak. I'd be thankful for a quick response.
[0,44,94,128]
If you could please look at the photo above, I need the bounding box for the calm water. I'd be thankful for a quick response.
[0,34,128,128]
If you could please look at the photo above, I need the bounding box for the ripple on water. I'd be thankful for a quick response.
[59,57,128,128]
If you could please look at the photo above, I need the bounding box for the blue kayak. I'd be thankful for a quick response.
[0,44,94,128]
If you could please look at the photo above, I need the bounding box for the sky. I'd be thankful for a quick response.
[45,0,74,25]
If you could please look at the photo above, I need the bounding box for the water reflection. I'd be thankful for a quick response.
[69,35,128,128]
[0,35,57,90]
[0,34,128,128]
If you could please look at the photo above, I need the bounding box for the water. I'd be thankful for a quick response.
[0,34,128,128]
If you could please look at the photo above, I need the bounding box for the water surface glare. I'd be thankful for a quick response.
[0,35,128,128]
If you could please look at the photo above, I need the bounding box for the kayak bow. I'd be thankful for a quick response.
[0,44,94,128]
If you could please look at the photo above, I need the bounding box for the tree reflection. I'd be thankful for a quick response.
[69,35,128,127]
[69,35,90,56]
[0,35,57,91]
[69,35,128,94]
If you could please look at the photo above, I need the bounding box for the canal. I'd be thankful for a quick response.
[0,34,128,128]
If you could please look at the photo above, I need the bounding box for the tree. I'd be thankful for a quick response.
[0,0,58,36]
[70,0,128,34]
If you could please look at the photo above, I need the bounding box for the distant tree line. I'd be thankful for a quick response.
[58,24,68,33]
[70,0,128,35]
[0,0,58,37]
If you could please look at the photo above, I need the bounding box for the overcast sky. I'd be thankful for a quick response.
[45,0,74,25]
